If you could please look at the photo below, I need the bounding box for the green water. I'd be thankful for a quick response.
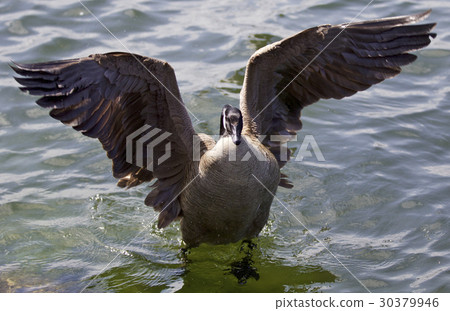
[1,0,449,293]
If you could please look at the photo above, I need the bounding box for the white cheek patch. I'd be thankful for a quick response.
[222,113,227,133]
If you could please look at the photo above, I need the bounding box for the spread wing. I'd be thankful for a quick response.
[240,10,436,182]
[12,52,196,228]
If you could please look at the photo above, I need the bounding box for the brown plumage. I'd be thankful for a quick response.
[12,11,436,247]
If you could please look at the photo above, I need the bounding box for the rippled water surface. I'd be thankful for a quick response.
[1,0,449,293]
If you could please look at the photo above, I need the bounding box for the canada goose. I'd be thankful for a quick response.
[12,11,435,247]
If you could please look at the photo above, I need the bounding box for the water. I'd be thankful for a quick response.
[1,0,449,293]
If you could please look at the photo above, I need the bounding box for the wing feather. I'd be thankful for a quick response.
[12,52,197,228]
[240,10,436,182]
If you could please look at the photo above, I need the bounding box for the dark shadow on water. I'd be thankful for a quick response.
[81,240,338,293]
[224,240,260,284]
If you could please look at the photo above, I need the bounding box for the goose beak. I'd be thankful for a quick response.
[231,126,241,145]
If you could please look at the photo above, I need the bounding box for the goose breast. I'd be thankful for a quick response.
[180,135,280,246]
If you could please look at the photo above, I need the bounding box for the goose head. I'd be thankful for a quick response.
[220,104,243,145]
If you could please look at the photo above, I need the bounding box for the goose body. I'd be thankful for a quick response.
[181,135,280,246]
[12,11,435,247]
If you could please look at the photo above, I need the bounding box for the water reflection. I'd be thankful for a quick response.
[224,241,260,285]
[81,240,337,293]
[218,33,281,94]
[249,33,281,50]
